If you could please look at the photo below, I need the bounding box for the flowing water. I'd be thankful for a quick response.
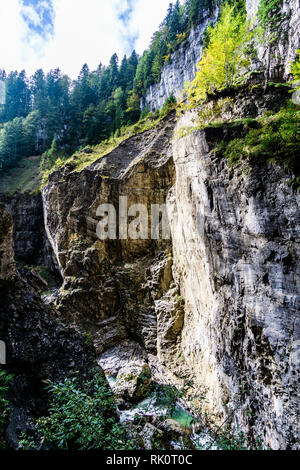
[106,375,220,450]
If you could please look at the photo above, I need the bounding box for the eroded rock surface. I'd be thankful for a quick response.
[0,203,15,281]
[0,204,100,448]
[114,362,152,403]
[43,114,179,355]
[166,111,300,450]
[42,88,299,449]
[142,1,299,112]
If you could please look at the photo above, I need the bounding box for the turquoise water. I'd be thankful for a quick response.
[106,375,218,449]
[171,405,196,429]
[117,391,196,430]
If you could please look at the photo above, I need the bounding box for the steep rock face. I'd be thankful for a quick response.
[42,85,299,449]
[0,204,100,448]
[142,9,218,112]
[246,0,300,79]
[0,193,57,271]
[167,114,299,450]
[43,114,181,355]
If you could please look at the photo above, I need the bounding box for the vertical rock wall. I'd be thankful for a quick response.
[246,0,300,79]
[141,8,219,112]
[166,112,300,449]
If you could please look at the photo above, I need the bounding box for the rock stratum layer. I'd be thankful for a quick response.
[42,85,299,449]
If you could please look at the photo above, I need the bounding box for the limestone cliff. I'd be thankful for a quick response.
[141,7,218,112]
[0,204,15,281]
[168,116,299,451]
[42,84,299,449]
[246,0,300,79]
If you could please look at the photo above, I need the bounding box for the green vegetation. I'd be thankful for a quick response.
[41,102,175,181]
[0,370,13,450]
[0,0,219,178]
[183,3,253,108]
[176,93,299,185]
[175,97,235,139]
[291,49,300,102]
[257,0,283,32]
[17,370,269,450]
[135,1,218,95]
[0,155,41,195]
[224,102,300,177]
[19,371,137,450]
[0,0,297,194]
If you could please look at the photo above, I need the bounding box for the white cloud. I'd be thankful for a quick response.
[0,0,179,78]
[22,5,42,27]
[0,0,41,72]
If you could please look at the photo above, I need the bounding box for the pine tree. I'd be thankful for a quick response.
[109,54,119,91]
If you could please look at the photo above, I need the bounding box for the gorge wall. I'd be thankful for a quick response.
[41,83,299,449]
[142,0,300,112]
[1,0,299,451]
[141,7,219,112]
[247,0,300,80]
[0,203,99,448]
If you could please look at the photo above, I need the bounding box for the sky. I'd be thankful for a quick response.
[0,0,177,79]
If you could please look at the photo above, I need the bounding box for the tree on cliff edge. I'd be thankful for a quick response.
[184,3,253,107]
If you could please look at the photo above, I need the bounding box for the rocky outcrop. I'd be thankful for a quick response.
[42,84,299,449]
[141,7,218,112]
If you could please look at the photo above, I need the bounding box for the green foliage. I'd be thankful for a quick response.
[208,427,265,450]
[160,94,177,117]
[140,105,150,121]
[291,50,300,82]
[126,90,141,123]
[0,369,13,449]
[224,102,300,177]
[291,49,300,103]
[19,371,137,450]
[41,108,166,180]
[184,3,253,108]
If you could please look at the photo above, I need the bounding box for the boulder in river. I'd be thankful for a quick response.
[114,362,152,403]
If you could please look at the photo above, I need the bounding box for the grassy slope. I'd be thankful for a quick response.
[41,108,176,184]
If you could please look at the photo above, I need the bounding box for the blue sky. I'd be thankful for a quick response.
[0,0,177,78]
